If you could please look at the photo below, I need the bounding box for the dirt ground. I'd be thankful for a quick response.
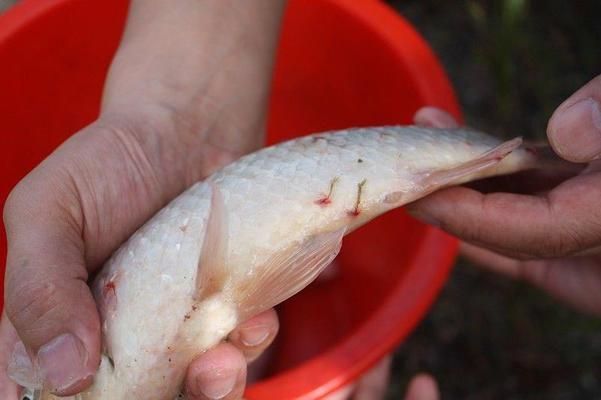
[385,1,601,399]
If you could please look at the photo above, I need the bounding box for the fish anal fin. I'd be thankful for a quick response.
[234,227,346,322]
[419,137,523,190]
[195,182,229,300]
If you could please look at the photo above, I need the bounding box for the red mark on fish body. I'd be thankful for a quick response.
[347,179,367,217]
[104,281,116,297]
[99,278,118,319]
[347,209,361,217]
[315,177,339,207]
[525,146,538,155]
[315,197,331,206]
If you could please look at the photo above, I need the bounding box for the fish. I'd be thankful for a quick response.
[12,125,539,400]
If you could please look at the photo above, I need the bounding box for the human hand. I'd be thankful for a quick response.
[325,356,439,400]
[0,1,285,399]
[408,74,601,316]
[0,105,280,400]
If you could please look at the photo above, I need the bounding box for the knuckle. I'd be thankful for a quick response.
[5,279,61,335]
[534,226,587,259]
[447,219,484,246]
[2,181,31,228]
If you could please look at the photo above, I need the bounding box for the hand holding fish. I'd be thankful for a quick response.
[0,2,285,399]
[410,74,601,317]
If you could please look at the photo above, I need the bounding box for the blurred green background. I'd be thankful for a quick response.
[385,1,601,399]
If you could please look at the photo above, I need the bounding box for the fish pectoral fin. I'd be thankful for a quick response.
[234,227,346,322]
[195,182,229,300]
[418,137,523,189]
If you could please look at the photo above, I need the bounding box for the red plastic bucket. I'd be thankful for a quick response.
[0,0,460,398]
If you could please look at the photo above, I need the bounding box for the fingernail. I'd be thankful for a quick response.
[239,324,270,347]
[550,97,601,162]
[37,333,93,394]
[194,367,238,399]
[7,341,43,389]
[406,208,440,228]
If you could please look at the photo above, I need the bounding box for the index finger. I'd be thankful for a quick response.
[408,170,601,258]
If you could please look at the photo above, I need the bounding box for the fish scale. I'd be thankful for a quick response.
[13,126,538,400]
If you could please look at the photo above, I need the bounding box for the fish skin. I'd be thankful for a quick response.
[16,126,537,400]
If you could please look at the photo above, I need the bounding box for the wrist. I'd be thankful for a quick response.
[100,1,286,143]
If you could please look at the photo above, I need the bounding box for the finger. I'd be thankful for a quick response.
[3,181,100,395]
[460,242,601,316]
[548,75,601,162]
[227,309,278,363]
[404,374,439,400]
[0,312,20,400]
[407,170,601,258]
[352,355,391,400]
[460,242,528,279]
[465,164,583,195]
[413,107,459,129]
[185,342,246,400]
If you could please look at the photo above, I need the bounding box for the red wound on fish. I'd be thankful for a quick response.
[347,179,367,217]
[315,177,339,207]
[104,281,116,297]
[347,209,361,217]
[315,197,331,206]
[98,278,118,319]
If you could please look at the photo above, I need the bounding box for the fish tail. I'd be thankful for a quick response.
[417,137,523,190]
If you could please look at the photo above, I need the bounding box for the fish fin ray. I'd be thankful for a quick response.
[234,227,345,321]
[419,137,523,189]
[195,182,228,300]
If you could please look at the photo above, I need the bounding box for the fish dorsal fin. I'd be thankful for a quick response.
[234,227,346,321]
[195,182,229,300]
[419,137,523,189]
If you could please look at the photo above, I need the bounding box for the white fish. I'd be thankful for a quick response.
[13,126,538,400]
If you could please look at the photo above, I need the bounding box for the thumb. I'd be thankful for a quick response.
[404,374,440,400]
[3,178,100,396]
[547,74,601,163]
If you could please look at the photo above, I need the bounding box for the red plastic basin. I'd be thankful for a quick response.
[0,0,460,398]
